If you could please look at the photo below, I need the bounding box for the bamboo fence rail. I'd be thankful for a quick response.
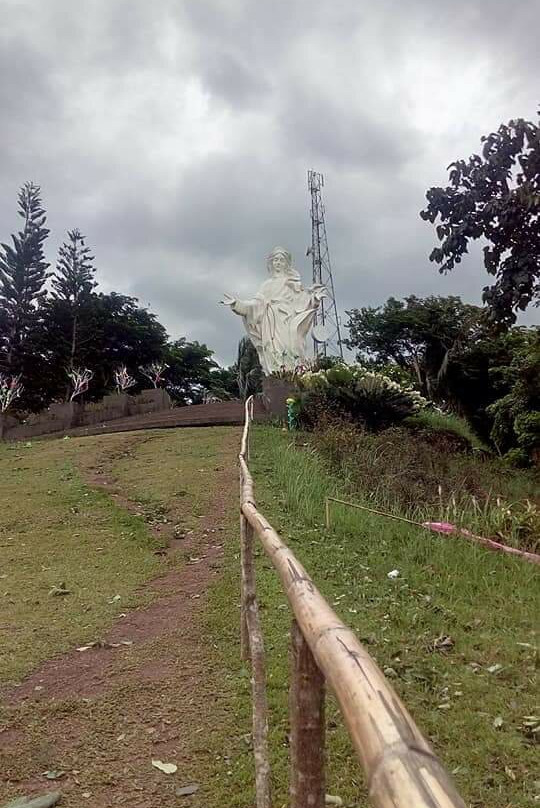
[239,396,467,808]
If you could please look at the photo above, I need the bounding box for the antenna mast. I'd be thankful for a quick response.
[308,170,343,360]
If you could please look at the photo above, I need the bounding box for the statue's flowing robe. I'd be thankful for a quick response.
[231,275,321,374]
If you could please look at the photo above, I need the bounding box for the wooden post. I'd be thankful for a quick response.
[325,498,330,530]
[243,513,272,808]
[240,511,250,661]
[290,619,326,808]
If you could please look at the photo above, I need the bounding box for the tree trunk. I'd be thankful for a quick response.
[65,312,78,401]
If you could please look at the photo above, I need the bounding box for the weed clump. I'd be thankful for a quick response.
[305,418,540,552]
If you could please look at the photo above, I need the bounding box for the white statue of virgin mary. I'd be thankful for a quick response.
[222,247,326,374]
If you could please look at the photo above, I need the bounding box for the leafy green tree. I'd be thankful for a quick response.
[36,292,168,403]
[421,113,540,326]
[0,182,50,373]
[345,295,482,398]
[81,293,168,398]
[439,326,529,441]
[487,328,540,463]
[208,366,239,400]
[236,336,263,399]
[164,339,217,404]
[51,228,97,375]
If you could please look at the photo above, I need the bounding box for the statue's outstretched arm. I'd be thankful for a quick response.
[221,294,253,317]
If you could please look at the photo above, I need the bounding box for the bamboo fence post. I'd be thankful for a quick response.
[239,397,272,808]
[239,510,250,661]
[243,515,272,808]
[289,619,326,808]
[240,395,255,661]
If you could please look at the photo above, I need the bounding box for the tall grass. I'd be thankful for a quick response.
[235,425,540,808]
[305,419,540,552]
[406,409,490,451]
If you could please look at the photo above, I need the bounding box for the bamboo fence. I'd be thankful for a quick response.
[239,396,467,808]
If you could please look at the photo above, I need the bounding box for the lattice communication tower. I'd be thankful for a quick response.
[307,170,343,360]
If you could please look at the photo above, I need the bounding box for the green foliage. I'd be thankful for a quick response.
[52,228,96,305]
[305,418,540,552]
[313,354,343,370]
[33,292,168,406]
[406,409,489,452]
[421,113,540,325]
[296,364,427,431]
[49,228,98,395]
[236,336,263,399]
[345,294,539,449]
[227,426,540,807]
[0,182,240,412]
[207,365,240,401]
[164,338,217,404]
[0,182,50,374]
[487,330,540,463]
[345,295,483,398]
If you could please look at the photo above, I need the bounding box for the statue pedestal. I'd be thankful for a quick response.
[261,377,296,421]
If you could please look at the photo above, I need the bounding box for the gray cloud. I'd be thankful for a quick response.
[1,0,538,367]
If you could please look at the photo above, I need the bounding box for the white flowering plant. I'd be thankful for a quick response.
[295,362,428,430]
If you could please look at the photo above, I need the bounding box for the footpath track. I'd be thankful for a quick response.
[0,427,241,808]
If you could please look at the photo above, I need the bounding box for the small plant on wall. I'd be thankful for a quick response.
[67,367,93,401]
[0,374,23,413]
[114,365,136,394]
[139,361,168,388]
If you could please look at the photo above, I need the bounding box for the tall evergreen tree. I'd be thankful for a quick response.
[0,182,50,373]
[51,228,97,372]
[237,336,263,399]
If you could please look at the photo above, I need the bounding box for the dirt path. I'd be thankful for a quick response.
[0,430,241,807]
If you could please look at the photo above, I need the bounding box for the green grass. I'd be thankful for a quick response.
[2,424,537,807]
[204,425,539,808]
[0,427,238,686]
[406,408,491,452]
[309,419,540,552]
[0,426,247,808]
[0,438,165,684]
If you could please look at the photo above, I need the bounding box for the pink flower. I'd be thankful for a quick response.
[422,521,457,535]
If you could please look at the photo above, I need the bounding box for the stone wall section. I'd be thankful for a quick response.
[1,388,172,441]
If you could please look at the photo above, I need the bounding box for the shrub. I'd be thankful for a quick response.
[487,330,540,465]
[306,421,540,551]
[296,364,427,431]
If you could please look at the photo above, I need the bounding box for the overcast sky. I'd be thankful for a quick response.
[1,0,538,364]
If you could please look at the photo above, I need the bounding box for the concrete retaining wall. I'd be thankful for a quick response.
[1,388,173,441]
[261,377,296,421]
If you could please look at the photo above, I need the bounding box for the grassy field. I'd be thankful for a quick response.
[0,428,234,685]
[1,423,538,807]
[205,425,540,808]
[0,427,244,808]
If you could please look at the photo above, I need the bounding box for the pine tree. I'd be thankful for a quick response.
[0,182,50,373]
[237,336,263,399]
[51,228,97,371]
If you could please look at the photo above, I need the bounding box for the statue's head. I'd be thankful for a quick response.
[266,247,297,278]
